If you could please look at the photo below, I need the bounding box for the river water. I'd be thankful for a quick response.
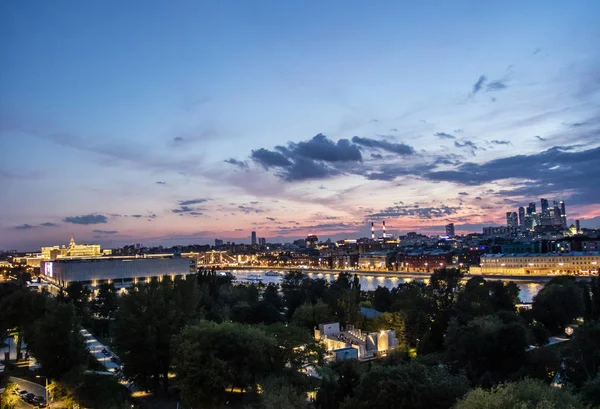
[227,270,545,303]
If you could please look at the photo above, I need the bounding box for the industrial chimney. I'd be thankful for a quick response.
[382,220,386,238]
[371,222,375,240]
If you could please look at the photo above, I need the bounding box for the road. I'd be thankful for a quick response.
[7,376,46,408]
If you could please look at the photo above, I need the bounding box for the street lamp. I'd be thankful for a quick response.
[36,375,49,407]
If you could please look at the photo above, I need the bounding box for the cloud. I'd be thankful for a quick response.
[454,140,480,155]
[490,140,511,145]
[475,196,482,200]
[370,153,383,159]
[156,181,166,185]
[173,136,184,143]
[251,148,293,169]
[534,135,547,141]
[435,132,456,139]
[425,145,600,205]
[458,192,469,196]
[248,133,365,181]
[472,75,487,94]
[92,229,118,234]
[63,214,108,225]
[40,222,59,227]
[369,204,460,219]
[266,217,276,221]
[172,206,195,213]
[238,205,264,214]
[14,224,35,230]
[224,158,249,169]
[486,80,508,91]
[293,134,362,162]
[351,136,415,155]
[179,199,209,206]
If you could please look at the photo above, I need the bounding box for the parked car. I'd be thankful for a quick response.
[102,348,111,356]
[25,392,36,403]
[19,389,28,398]
[33,395,47,407]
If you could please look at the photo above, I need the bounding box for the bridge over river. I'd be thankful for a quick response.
[211,266,589,303]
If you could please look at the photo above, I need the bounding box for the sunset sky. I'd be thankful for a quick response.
[1,0,600,250]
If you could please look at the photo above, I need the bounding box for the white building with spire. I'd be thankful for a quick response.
[41,235,108,260]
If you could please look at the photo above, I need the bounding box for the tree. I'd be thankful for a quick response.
[454,378,588,409]
[422,268,464,352]
[532,276,584,334]
[292,301,334,331]
[92,282,118,318]
[581,373,600,407]
[341,362,469,409]
[63,281,92,319]
[259,381,310,409]
[172,321,280,408]
[561,322,600,387]
[1,383,19,409]
[263,284,283,311]
[27,301,86,379]
[444,314,529,385]
[113,279,198,392]
[315,360,363,409]
[372,287,392,312]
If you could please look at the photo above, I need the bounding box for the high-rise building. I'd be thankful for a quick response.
[506,212,518,230]
[258,237,266,246]
[559,200,567,228]
[306,234,318,248]
[527,202,536,215]
[552,201,562,226]
[576,219,580,233]
[518,207,525,228]
[540,198,550,225]
[251,231,257,246]
[214,239,223,247]
[445,223,455,237]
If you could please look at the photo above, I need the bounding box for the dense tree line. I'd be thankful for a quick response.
[3,269,600,408]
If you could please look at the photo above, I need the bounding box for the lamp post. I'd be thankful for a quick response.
[36,375,49,408]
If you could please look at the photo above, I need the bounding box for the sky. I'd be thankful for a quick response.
[1,0,600,251]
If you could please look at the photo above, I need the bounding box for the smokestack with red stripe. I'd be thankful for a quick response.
[371,222,374,240]
[383,220,386,238]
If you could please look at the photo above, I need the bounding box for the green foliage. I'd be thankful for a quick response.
[444,314,529,385]
[315,360,363,409]
[532,276,584,334]
[74,374,133,409]
[562,322,600,387]
[27,300,86,379]
[92,282,118,318]
[292,301,334,331]
[580,373,600,407]
[258,378,311,409]
[342,362,470,409]
[172,321,280,407]
[1,383,19,409]
[113,277,200,392]
[454,378,588,409]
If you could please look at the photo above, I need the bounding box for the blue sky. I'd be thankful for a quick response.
[1,0,599,250]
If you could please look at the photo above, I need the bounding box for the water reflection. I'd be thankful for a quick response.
[229,270,543,303]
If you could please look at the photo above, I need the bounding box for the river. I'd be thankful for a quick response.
[226,270,545,303]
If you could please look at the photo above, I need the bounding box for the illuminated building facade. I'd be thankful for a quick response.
[41,236,106,260]
[41,255,197,288]
[477,252,600,275]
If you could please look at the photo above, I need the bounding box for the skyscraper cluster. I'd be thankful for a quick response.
[507,198,568,231]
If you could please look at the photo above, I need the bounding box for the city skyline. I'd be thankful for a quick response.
[2,1,600,250]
